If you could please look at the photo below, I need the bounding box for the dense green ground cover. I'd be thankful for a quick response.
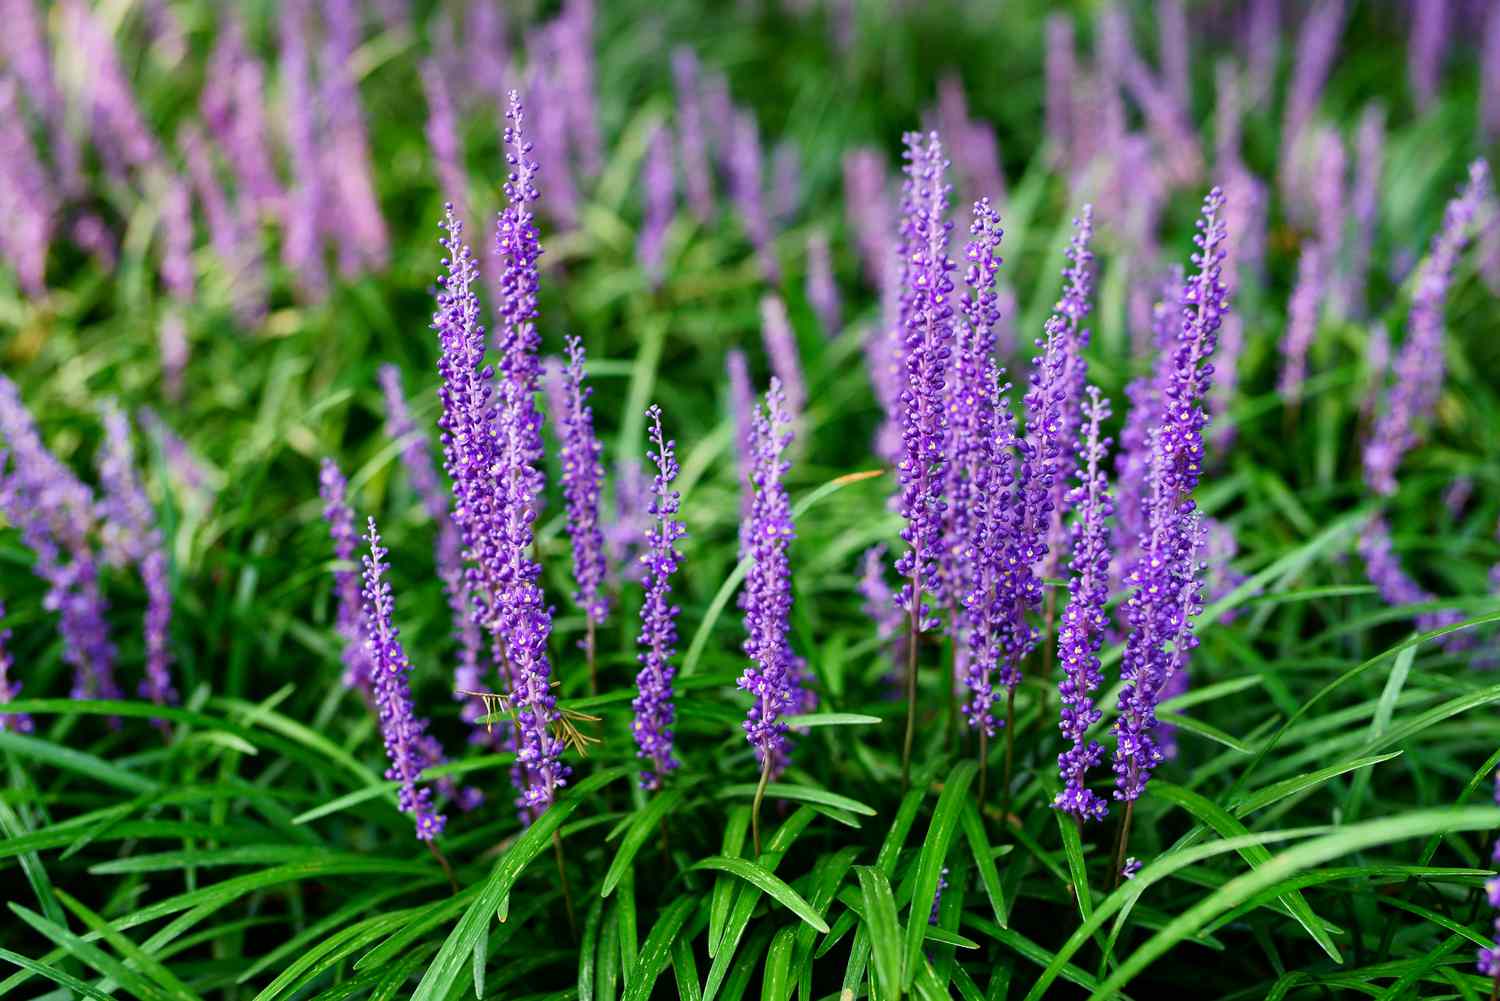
[2,2,1500,998]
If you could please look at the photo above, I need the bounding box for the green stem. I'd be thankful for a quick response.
[751,754,773,856]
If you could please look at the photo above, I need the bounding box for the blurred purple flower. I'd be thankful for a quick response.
[422,58,469,230]
[319,458,371,696]
[279,0,329,299]
[728,111,780,284]
[1409,0,1450,112]
[760,295,806,422]
[0,80,57,296]
[1277,244,1324,406]
[555,337,609,631]
[805,229,842,337]
[672,48,715,224]
[1363,161,1488,496]
[319,0,388,277]
[97,403,175,710]
[639,123,676,285]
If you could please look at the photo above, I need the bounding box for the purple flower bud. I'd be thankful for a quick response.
[738,380,804,776]
[1054,388,1112,823]
[359,517,446,841]
[0,379,119,707]
[0,600,31,733]
[1363,161,1488,497]
[639,123,676,285]
[634,406,686,789]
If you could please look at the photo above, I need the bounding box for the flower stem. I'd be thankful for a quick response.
[585,618,597,695]
[427,840,459,894]
[751,754,773,856]
[901,591,920,792]
[1111,800,1136,891]
[977,729,989,811]
[1001,686,1016,821]
[552,830,577,938]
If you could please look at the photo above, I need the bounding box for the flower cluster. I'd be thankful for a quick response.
[738,380,804,776]
[554,336,610,633]
[1113,187,1229,804]
[633,406,686,789]
[893,131,956,635]
[359,517,445,841]
[319,458,370,696]
[1053,388,1113,822]
[96,403,176,709]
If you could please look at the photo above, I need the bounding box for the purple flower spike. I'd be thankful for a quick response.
[1045,15,1076,170]
[1484,8,1500,141]
[806,229,842,337]
[359,517,446,841]
[671,48,715,224]
[639,123,676,285]
[727,349,757,498]
[1363,161,1489,497]
[738,380,802,777]
[1277,245,1324,406]
[1338,105,1386,319]
[556,336,609,630]
[760,295,806,422]
[0,600,30,733]
[422,57,469,229]
[894,131,957,635]
[1279,1,1346,187]
[1409,0,1450,113]
[319,459,371,696]
[0,376,119,706]
[633,406,686,789]
[1054,388,1112,823]
[1357,515,1465,645]
[1113,188,1230,804]
[727,110,780,284]
[493,94,568,815]
[97,404,176,710]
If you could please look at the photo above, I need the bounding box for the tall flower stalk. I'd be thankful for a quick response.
[738,379,798,853]
[894,131,956,789]
[319,458,370,696]
[0,600,31,733]
[1112,188,1229,880]
[556,335,609,691]
[358,517,446,841]
[1053,388,1112,823]
[633,406,685,789]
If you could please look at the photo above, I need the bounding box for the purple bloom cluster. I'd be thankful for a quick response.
[1054,388,1113,823]
[96,404,176,709]
[760,295,807,422]
[738,380,804,776]
[0,376,119,704]
[1363,160,1488,497]
[319,459,370,696]
[633,407,686,789]
[1112,188,1230,804]
[0,601,31,733]
[893,131,957,636]
[639,123,676,285]
[359,517,446,841]
[555,336,610,631]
